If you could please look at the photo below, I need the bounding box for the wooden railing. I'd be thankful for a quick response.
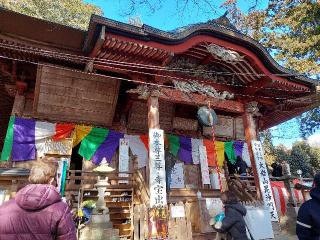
[65,170,133,208]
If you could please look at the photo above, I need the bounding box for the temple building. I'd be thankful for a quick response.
[0,7,319,239]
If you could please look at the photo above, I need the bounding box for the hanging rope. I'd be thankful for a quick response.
[207,101,223,192]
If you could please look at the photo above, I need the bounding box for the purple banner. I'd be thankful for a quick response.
[92,130,124,165]
[12,118,36,161]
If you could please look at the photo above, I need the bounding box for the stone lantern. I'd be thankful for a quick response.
[80,159,120,240]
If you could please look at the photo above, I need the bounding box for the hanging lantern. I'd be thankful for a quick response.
[197,106,218,127]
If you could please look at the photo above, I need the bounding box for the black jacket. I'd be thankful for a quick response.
[296,187,320,240]
[216,203,249,240]
[236,160,248,175]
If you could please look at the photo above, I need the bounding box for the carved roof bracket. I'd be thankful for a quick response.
[127,85,161,100]
[205,44,244,64]
[245,101,262,117]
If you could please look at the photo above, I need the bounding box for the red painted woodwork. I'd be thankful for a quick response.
[242,111,261,200]
[106,33,310,91]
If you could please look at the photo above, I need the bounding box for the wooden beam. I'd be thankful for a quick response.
[200,54,212,65]
[161,52,174,66]
[242,77,273,95]
[158,72,236,93]
[94,63,132,76]
[89,26,105,57]
[94,63,237,94]
[160,88,244,113]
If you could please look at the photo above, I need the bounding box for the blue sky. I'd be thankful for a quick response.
[86,0,318,148]
[86,0,268,30]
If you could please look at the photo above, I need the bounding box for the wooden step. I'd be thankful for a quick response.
[192,232,217,240]
[119,233,131,239]
[114,223,131,236]
[109,209,131,214]
[110,213,131,220]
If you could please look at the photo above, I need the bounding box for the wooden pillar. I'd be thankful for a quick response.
[11,93,25,116]
[11,73,28,116]
[148,95,160,129]
[242,103,261,200]
[147,93,160,187]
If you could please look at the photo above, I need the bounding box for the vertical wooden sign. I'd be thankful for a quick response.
[119,138,129,184]
[170,163,185,189]
[199,145,211,185]
[149,128,167,207]
[251,140,279,222]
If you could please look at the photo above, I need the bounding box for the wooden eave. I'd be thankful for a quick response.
[260,91,320,129]
[84,15,316,90]
[94,36,173,65]
[0,8,85,53]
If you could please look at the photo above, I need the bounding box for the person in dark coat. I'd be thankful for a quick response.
[296,172,320,240]
[0,161,76,240]
[271,162,283,177]
[235,156,248,176]
[215,191,248,240]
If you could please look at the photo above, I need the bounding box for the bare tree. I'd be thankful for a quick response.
[119,0,261,18]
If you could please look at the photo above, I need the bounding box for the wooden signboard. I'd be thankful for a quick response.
[252,140,279,222]
[168,203,192,240]
[170,163,185,189]
[119,138,129,184]
[33,65,120,126]
[149,129,167,207]
[44,138,73,156]
[199,145,210,185]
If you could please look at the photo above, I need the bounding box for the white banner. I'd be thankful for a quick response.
[119,138,130,184]
[245,206,274,239]
[251,140,279,222]
[170,162,185,189]
[149,129,167,207]
[171,205,185,218]
[199,145,210,185]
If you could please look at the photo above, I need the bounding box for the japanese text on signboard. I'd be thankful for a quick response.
[149,129,167,207]
[119,138,129,184]
[199,145,211,185]
[252,140,279,222]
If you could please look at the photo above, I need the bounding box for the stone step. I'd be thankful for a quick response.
[80,227,120,240]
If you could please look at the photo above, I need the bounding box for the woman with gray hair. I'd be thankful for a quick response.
[0,161,76,240]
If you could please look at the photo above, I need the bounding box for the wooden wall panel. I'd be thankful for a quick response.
[214,116,234,138]
[235,117,245,140]
[33,65,120,126]
[184,165,200,189]
[127,101,148,131]
[127,100,174,132]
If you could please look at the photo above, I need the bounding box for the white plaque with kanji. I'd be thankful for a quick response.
[199,145,211,185]
[149,129,167,207]
[252,140,279,222]
[170,162,185,189]
[119,138,129,184]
